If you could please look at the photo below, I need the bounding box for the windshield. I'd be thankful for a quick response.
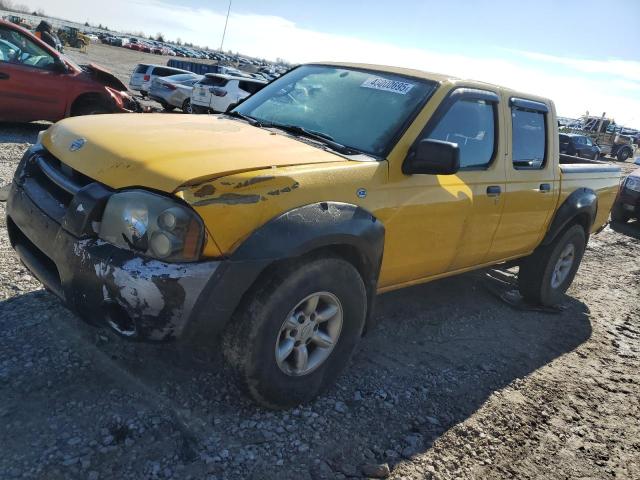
[234,65,437,156]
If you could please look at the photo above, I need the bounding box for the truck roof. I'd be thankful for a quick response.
[314,62,552,107]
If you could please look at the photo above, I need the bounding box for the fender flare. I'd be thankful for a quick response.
[541,188,597,246]
[184,202,385,340]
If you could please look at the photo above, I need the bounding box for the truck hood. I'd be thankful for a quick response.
[81,63,128,91]
[42,114,346,192]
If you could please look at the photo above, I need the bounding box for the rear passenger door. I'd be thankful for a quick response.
[487,97,559,261]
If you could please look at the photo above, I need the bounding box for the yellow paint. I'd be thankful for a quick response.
[41,63,620,291]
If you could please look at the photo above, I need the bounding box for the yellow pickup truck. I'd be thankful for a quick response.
[7,63,621,407]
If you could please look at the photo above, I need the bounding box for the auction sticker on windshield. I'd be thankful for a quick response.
[361,76,415,95]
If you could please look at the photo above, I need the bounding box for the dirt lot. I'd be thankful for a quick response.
[1,44,640,480]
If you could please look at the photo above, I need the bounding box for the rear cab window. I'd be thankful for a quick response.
[510,98,548,170]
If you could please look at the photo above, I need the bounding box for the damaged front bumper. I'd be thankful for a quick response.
[5,147,261,342]
[7,183,218,340]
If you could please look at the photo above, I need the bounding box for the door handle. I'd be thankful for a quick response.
[486,185,501,197]
[539,183,551,192]
[0,72,9,80]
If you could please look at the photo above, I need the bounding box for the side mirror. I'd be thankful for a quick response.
[402,139,460,175]
[52,58,68,74]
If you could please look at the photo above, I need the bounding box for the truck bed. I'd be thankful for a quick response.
[559,153,621,174]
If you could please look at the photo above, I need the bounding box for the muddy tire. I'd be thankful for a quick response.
[610,202,629,223]
[222,257,367,409]
[518,224,586,306]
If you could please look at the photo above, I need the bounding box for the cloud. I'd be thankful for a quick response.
[16,0,640,125]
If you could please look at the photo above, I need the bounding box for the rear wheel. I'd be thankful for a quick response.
[181,99,192,114]
[518,224,586,306]
[617,148,631,162]
[222,257,367,408]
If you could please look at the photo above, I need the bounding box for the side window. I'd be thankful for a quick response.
[585,137,593,146]
[0,26,55,70]
[426,98,496,169]
[511,107,546,169]
[239,81,264,95]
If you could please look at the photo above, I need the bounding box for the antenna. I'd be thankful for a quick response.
[220,0,232,51]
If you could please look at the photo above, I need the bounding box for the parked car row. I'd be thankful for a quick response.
[97,32,288,75]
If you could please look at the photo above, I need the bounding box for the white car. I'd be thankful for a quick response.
[129,64,192,97]
[191,74,266,113]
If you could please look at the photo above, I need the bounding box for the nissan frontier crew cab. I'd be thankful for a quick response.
[6,63,621,408]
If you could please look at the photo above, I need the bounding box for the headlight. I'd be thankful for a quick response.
[625,176,640,192]
[98,190,205,262]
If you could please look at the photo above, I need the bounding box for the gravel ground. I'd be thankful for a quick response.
[1,47,639,478]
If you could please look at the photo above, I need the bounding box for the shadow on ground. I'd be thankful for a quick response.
[610,219,640,241]
[0,267,591,479]
[0,122,49,144]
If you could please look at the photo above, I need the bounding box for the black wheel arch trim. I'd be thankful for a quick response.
[182,202,385,341]
[541,188,597,246]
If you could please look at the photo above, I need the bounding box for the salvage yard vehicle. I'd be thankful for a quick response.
[128,63,191,97]
[6,63,621,408]
[559,133,600,160]
[57,26,89,50]
[611,163,640,223]
[561,115,635,162]
[0,20,140,122]
[148,73,203,113]
[191,74,266,113]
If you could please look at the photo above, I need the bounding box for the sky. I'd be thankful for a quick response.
[14,0,640,125]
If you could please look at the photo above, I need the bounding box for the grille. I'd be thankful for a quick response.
[29,150,93,209]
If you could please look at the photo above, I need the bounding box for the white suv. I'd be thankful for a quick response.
[191,74,266,114]
[129,64,191,97]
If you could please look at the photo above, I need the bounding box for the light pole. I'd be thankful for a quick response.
[220,0,232,52]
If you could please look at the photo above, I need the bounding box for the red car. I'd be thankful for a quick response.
[0,20,139,122]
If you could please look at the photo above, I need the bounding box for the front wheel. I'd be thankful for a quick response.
[518,224,586,306]
[222,257,367,408]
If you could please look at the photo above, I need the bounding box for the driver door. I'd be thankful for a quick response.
[0,24,68,122]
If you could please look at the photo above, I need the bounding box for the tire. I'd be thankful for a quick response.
[222,257,367,408]
[518,224,586,306]
[617,148,631,162]
[181,99,192,114]
[611,202,630,223]
[71,101,111,116]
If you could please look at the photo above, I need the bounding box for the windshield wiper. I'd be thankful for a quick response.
[264,123,360,155]
[225,111,262,126]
